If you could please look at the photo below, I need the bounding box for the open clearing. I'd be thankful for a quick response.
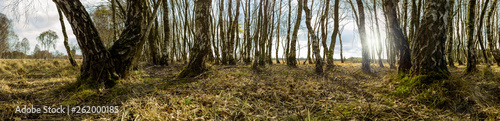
[0,59,499,120]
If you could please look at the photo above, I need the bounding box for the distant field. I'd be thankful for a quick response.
[0,59,499,120]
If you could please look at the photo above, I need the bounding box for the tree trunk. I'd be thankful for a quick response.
[266,0,275,65]
[285,0,292,64]
[446,0,456,68]
[161,0,170,66]
[112,0,118,42]
[303,0,323,75]
[487,0,500,66]
[328,0,340,66]
[465,0,478,73]
[53,0,161,88]
[306,33,312,64]
[287,0,303,67]
[228,0,241,65]
[321,0,331,67]
[339,32,344,63]
[410,0,449,78]
[355,0,371,72]
[276,0,282,64]
[475,0,492,71]
[244,0,251,64]
[402,0,408,36]
[259,0,269,66]
[178,0,211,78]
[456,3,463,65]
[57,7,78,67]
[374,0,384,67]
[147,1,162,65]
[252,0,263,69]
[409,0,417,43]
[383,0,411,73]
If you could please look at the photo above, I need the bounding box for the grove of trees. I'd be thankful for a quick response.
[0,0,498,88]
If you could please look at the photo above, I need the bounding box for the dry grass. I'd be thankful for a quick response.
[0,59,499,120]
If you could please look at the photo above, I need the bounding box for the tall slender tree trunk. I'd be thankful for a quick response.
[383,0,411,73]
[339,32,344,63]
[456,3,464,65]
[252,0,263,69]
[266,0,275,64]
[306,33,312,64]
[328,0,340,66]
[374,0,384,67]
[354,0,371,72]
[276,0,282,64]
[465,0,478,73]
[487,0,500,66]
[410,0,449,78]
[321,0,331,67]
[178,0,212,78]
[303,0,323,75]
[57,7,77,67]
[146,0,162,65]
[161,0,170,66]
[228,0,240,65]
[244,0,251,64]
[287,0,303,67]
[446,0,456,68]
[285,0,292,64]
[475,0,492,71]
[259,0,268,66]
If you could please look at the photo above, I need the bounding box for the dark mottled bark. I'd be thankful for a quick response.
[53,0,161,88]
[410,0,449,78]
[465,0,477,73]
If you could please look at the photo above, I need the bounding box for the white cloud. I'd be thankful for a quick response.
[1,0,104,55]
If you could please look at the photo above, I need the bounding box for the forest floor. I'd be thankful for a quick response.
[0,59,499,120]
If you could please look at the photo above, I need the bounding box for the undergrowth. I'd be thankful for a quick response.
[391,69,498,119]
[1,60,499,120]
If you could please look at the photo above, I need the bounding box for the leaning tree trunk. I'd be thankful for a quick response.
[178,0,211,78]
[287,0,303,67]
[303,0,323,75]
[487,0,500,66]
[475,0,492,72]
[465,0,477,73]
[53,0,161,88]
[328,0,339,66]
[383,0,411,73]
[410,0,449,78]
[355,0,371,72]
[57,7,77,67]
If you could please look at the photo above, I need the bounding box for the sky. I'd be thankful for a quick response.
[0,0,388,59]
